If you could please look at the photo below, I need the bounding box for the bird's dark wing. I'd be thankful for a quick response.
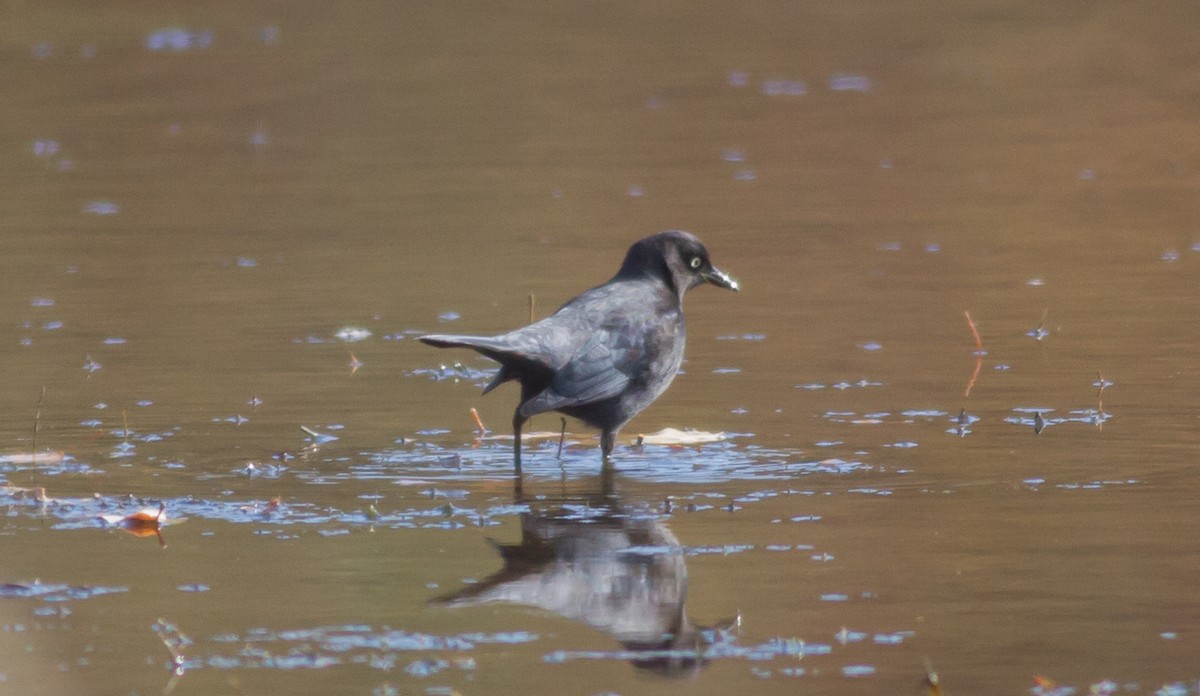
[517,318,645,418]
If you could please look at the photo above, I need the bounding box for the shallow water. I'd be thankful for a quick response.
[4,2,1200,694]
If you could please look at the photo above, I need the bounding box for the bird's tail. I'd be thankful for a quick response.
[419,334,511,354]
[420,333,552,395]
[420,334,530,395]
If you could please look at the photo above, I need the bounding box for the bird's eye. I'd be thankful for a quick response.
[689,256,703,269]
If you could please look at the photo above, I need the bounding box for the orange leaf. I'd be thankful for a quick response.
[97,503,169,545]
[1034,675,1057,689]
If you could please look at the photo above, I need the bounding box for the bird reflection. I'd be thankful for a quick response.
[433,470,738,676]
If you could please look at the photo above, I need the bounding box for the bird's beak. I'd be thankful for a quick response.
[703,266,740,292]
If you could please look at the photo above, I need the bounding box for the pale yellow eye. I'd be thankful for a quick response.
[689,256,702,269]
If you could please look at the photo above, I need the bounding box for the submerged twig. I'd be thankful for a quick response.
[528,293,535,324]
[469,407,487,436]
[923,658,942,695]
[1095,371,1107,430]
[32,386,46,464]
[963,311,983,397]
[964,310,982,351]
[153,617,189,676]
[556,417,567,459]
[1031,307,1050,341]
[954,408,970,437]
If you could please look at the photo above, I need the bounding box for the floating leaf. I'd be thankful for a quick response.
[478,431,568,442]
[238,497,282,515]
[1,484,49,502]
[0,451,66,465]
[99,503,177,545]
[636,428,728,446]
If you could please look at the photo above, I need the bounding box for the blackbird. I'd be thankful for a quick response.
[420,230,738,467]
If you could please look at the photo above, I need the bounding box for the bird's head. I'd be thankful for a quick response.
[619,230,740,298]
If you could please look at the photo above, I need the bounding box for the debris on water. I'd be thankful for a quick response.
[1009,408,1052,432]
[248,123,269,149]
[469,408,487,436]
[300,426,339,445]
[1033,412,1046,434]
[145,28,214,52]
[83,354,102,373]
[348,351,364,375]
[239,497,282,514]
[214,414,249,425]
[1032,674,1072,696]
[409,362,495,386]
[923,660,942,696]
[1027,308,1052,342]
[0,581,127,600]
[98,503,174,545]
[761,78,806,96]
[637,428,728,445]
[82,201,120,216]
[0,483,49,501]
[422,488,470,501]
[962,310,984,397]
[335,326,372,342]
[950,408,978,436]
[258,25,281,46]
[153,618,191,676]
[31,141,60,158]
[827,74,872,92]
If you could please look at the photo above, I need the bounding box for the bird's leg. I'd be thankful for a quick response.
[600,429,616,461]
[512,411,527,474]
[599,457,615,500]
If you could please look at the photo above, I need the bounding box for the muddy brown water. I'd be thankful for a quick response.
[3,2,1200,694]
